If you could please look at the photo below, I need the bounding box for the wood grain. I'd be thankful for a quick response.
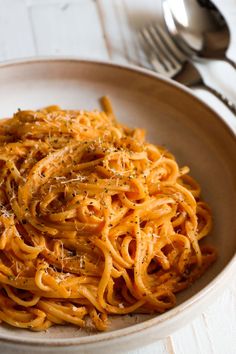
[27,0,109,58]
[0,0,35,59]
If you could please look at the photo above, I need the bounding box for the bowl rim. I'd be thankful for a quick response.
[0,56,235,348]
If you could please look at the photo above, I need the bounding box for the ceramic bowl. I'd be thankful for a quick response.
[0,58,235,354]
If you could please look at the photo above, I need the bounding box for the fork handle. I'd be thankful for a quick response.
[202,83,236,115]
[225,56,236,70]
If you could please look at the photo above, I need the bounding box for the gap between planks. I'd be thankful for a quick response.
[166,336,176,354]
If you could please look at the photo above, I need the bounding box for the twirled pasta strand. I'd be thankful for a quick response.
[0,97,216,331]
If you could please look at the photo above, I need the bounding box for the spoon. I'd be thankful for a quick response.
[162,0,236,69]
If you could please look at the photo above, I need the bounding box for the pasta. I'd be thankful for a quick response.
[0,97,216,331]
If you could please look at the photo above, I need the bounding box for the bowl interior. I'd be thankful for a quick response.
[0,59,236,342]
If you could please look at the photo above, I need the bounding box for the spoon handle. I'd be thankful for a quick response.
[202,83,236,115]
[225,57,236,70]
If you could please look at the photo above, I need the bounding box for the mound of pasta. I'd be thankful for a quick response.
[0,97,216,331]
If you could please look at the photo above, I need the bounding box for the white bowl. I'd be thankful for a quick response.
[0,58,236,354]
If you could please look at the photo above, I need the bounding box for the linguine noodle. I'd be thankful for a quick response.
[0,97,216,331]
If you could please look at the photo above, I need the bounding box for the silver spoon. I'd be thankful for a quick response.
[162,0,236,69]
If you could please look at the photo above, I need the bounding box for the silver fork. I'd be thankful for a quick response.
[139,24,236,115]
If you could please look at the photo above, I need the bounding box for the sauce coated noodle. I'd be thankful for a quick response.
[0,97,216,331]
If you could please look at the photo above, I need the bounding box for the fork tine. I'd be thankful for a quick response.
[150,56,172,76]
[140,28,170,71]
[138,31,169,76]
[145,27,177,72]
[154,25,186,63]
[148,25,182,70]
[140,26,182,77]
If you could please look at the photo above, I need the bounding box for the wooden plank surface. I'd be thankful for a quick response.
[28,0,109,58]
[0,1,236,353]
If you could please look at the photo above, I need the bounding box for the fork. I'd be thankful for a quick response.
[139,24,236,115]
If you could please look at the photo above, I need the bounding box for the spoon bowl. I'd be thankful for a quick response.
[162,0,236,68]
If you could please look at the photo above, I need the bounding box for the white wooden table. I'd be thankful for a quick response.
[0,0,236,353]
